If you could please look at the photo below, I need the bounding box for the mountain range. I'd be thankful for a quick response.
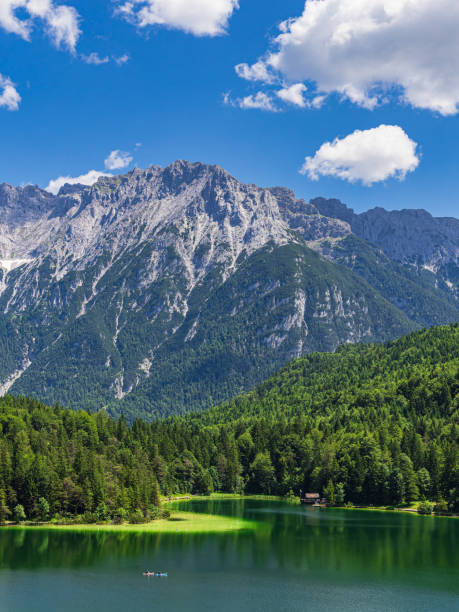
[0,160,457,419]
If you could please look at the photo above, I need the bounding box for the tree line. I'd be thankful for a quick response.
[0,324,457,522]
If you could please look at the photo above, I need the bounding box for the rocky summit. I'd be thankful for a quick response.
[0,161,458,419]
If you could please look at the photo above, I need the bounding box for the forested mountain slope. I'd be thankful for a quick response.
[0,162,457,418]
[0,325,457,521]
[197,323,459,425]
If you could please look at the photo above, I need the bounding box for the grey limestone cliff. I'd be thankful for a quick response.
[0,161,456,418]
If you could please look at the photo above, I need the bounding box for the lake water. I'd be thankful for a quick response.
[0,499,457,611]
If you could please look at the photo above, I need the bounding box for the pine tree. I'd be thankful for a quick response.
[324,480,336,506]
[0,488,11,523]
[13,504,26,523]
[151,476,161,508]
[38,497,50,521]
[335,482,345,505]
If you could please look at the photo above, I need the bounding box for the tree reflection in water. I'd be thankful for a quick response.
[0,499,457,596]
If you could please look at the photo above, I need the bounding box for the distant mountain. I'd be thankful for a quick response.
[312,197,459,303]
[0,161,457,419]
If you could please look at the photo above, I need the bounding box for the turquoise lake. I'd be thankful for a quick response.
[0,499,458,611]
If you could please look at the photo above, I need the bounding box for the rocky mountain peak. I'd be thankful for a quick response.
[311,197,355,225]
[57,184,87,196]
[0,183,57,226]
[312,196,459,268]
[0,160,456,417]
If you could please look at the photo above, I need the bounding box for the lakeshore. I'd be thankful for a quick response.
[0,510,260,534]
[1,495,456,537]
[167,494,458,519]
[336,503,458,519]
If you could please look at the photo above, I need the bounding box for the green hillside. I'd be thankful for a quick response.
[0,325,457,521]
[198,323,459,425]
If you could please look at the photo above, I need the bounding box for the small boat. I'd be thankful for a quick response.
[142,571,155,576]
[156,572,168,577]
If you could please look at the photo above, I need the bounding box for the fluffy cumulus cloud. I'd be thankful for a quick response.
[0,0,80,52]
[45,170,112,195]
[276,83,307,108]
[235,61,275,84]
[224,91,277,112]
[237,0,459,116]
[301,125,419,185]
[116,0,239,37]
[104,150,133,170]
[0,74,21,111]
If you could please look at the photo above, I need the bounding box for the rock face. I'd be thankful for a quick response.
[312,197,459,306]
[312,198,459,268]
[0,161,457,419]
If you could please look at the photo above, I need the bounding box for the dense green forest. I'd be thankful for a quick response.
[0,324,458,522]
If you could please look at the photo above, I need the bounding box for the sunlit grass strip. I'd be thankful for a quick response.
[164,493,290,503]
[3,511,260,534]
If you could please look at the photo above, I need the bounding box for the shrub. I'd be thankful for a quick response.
[129,509,145,524]
[284,490,297,504]
[417,500,434,515]
[113,508,128,524]
[13,504,26,523]
[82,511,98,524]
[434,498,449,515]
[95,502,110,522]
[147,505,161,520]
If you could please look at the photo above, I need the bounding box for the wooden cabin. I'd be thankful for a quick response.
[300,492,321,505]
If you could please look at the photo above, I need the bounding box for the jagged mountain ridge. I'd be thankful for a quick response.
[312,197,459,267]
[0,160,457,419]
[311,197,459,306]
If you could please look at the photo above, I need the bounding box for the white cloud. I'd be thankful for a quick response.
[224,91,278,112]
[81,53,130,66]
[45,170,112,195]
[311,95,326,109]
[104,149,133,170]
[237,0,459,116]
[114,54,130,66]
[276,83,307,108]
[43,2,80,52]
[82,52,109,65]
[0,74,21,111]
[116,0,239,37]
[301,125,419,185]
[0,0,80,53]
[235,61,276,84]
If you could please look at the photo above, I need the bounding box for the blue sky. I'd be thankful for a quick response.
[1,0,458,217]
